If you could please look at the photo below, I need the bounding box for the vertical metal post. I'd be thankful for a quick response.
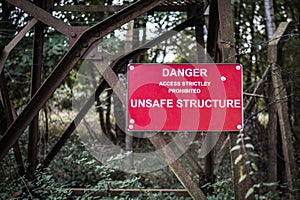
[204,0,220,190]
[193,1,205,62]
[206,0,219,61]
[27,0,46,177]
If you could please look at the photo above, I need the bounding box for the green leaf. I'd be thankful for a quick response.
[253,183,261,188]
[234,154,243,165]
[244,136,251,140]
[251,163,258,171]
[245,187,254,199]
[239,166,244,178]
[245,143,255,150]
[239,174,247,183]
[263,182,279,187]
[248,152,259,158]
[230,145,241,152]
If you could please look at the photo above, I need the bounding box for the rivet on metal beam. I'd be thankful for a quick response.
[83,42,88,48]
[75,51,81,57]
[71,32,77,38]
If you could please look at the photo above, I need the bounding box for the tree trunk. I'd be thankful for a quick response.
[264,0,275,40]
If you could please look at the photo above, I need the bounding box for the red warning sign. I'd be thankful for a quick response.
[127,63,243,131]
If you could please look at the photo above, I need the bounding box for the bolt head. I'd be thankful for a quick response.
[83,42,88,48]
[129,65,135,70]
[75,51,80,57]
[71,32,77,38]
[237,124,242,130]
[95,32,100,37]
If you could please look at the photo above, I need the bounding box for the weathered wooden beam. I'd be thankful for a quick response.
[183,149,205,176]
[149,135,207,200]
[162,133,206,180]
[267,90,278,188]
[0,0,165,161]
[268,22,299,200]
[218,0,254,199]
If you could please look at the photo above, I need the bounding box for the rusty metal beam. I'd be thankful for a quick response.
[0,0,165,161]
[54,4,195,12]
[203,0,219,191]
[54,5,126,13]
[0,18,37,74]
[41,17,195,168]
[27,0,47,177]
[0,74,25,175]
[0,17,37,176]
[5,0,70,36]
[206,0,219,61]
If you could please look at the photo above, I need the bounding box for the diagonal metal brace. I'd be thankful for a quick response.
[0,18,38,74]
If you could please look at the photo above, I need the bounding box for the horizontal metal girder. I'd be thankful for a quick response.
[54,4,196,13]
